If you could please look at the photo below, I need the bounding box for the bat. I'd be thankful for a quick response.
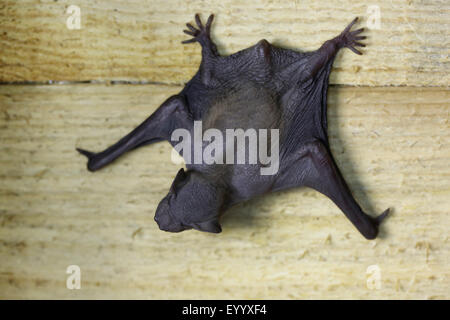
[77,14,390,239]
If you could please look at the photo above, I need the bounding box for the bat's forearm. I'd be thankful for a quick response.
[77,95,191,171]
[306,38,341,79]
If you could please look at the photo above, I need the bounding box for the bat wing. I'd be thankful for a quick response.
[281,55,335,157]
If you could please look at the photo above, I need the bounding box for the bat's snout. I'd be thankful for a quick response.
[154,198,188,233]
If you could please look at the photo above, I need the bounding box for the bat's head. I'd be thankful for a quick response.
[154,168,224,233]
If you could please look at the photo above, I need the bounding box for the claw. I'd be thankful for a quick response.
[195,13,203,29]
[348,46,362,55]
[374,208,390,226]
[76,148,95,159]
[182,13,214,45]
[351,28,365,36]
[343,17,359,34]
[183,29,196,36]
[205,14,214,33]
[181,38,197,44]
[76,148,99,172]
[186,23,196,32]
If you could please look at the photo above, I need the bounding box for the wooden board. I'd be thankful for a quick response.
[0,84,448,299]
[0,0,449,86]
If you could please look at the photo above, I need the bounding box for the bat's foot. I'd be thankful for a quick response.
[182,13,214,46]
[364,208,390,240]
[337,17,366,55]
[76,148,101,172]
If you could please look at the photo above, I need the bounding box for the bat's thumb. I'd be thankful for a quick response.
[374,208,390,226]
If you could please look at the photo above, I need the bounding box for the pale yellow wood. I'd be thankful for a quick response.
[0,0,449,85]
[0,84,448,299]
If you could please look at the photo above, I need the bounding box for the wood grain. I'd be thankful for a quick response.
[0,0,449,85]
[0,84,448,299]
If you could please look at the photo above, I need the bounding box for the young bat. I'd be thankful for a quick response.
[77,14,389,239]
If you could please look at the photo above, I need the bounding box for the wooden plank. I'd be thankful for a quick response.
[0,84,448,299]
[0,0,449,86]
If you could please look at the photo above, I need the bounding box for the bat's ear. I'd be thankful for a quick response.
[191,219,222,234]
[169,168,187,194]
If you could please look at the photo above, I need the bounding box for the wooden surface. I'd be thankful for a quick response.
[0,0,449,300]
[0,0,449,85]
